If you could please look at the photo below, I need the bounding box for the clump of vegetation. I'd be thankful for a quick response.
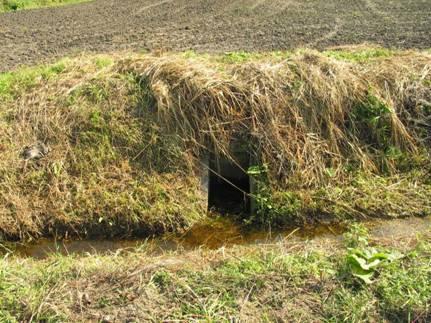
[0,225,429,321]
[0,48,430,239]
[0,56,205,240]
[0,0,89,12]
[343,224,403,284]
[249,170,431,226]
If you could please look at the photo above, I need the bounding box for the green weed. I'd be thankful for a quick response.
[0,0,90,12]
[351,93,393,152]
[325,48,394,63]
[220,51,261,64]
[94,57,113,69]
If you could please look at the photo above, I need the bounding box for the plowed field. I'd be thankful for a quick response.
[1,0,430,70]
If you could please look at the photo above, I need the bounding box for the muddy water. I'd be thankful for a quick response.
[3,216,431,259]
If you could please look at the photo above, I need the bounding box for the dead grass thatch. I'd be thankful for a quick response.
[0,49,430,239]
[122,50,430,187]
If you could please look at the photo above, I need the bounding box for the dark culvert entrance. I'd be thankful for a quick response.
[208,151,251,215]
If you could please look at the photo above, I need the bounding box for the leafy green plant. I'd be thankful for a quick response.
[247,164,268,176]
[344,224,403,284]
[352,93,392,150]
[246,164,287,225]
[346,247,402,284]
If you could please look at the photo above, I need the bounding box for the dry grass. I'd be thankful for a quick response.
[0,56,206,240]
[0,48,430,239]
[122,49,430,186]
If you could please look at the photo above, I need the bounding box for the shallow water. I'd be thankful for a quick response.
[3,216,430,259]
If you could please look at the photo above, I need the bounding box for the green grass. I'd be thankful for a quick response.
[182,47,400,65]
[195,47,406,64]
[0,0,90,12]
[0,225,430,321]
[324,48,395,63]
[0,60,67,100]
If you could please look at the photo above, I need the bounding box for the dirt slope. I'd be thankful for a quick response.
[1,0,431,71]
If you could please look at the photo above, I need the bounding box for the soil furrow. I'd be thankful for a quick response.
[1,0,430,71]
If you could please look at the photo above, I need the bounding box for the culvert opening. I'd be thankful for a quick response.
[208,151,250,215]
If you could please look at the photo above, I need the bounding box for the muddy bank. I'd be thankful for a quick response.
[6,216,430,259]
[1,0,431,71]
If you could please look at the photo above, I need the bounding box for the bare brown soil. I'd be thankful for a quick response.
[1,0,430,72]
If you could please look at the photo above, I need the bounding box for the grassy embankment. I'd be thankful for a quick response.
[0,47,430,240]
[0,0,89,12]
[0,224,430,321]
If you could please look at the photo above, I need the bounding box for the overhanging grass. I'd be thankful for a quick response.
[0,48,430,240]
[0,0,90,12]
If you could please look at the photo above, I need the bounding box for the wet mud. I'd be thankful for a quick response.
[5,216,430,259]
